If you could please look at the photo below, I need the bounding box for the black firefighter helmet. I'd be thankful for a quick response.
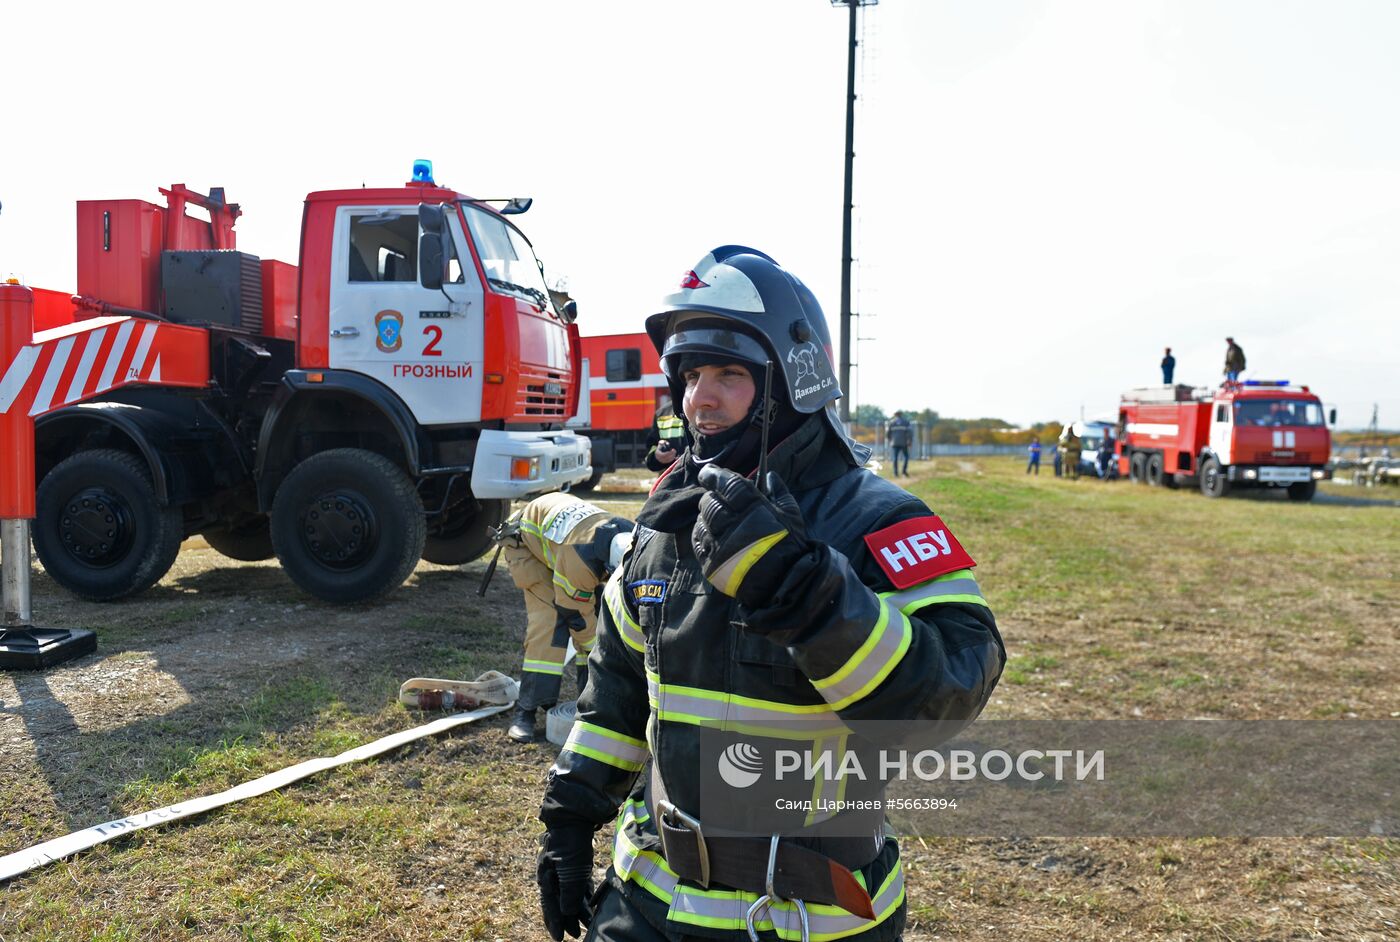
[644,245,870,465]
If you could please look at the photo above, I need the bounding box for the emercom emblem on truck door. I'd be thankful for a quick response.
[328,205,485,425]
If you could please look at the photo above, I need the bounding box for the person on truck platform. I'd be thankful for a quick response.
[1224,337,1246,384]
[496,493,635,743]
[534,245,1004,942]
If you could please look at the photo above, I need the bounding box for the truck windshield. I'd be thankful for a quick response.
[1234,399,1324,427]
[460,203,553,311]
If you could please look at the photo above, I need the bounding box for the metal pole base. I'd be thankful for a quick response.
[0,626,97,671]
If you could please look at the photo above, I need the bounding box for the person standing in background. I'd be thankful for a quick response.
[1060,423,1082,481]
[1161,347,1176,384]
[886,410,913,476]
[1026,436,1041,475]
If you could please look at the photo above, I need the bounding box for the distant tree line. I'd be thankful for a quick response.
[850,404,1063,446]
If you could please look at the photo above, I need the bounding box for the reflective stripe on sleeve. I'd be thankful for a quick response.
[603,571,646,653]
[883,569,987,611]
[808,600,912,712]
[523,658,566,676]
[562,721,649,772]
[706,529,788,596]
[553,569,595,602]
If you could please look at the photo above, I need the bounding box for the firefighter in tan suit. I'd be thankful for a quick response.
[500,492,634,743]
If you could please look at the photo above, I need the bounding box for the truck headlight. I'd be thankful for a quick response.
[1312,469,1325,480]
[511,457,541,481]
[1243,469,1258,480]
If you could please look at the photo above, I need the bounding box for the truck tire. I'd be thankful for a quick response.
[33,449,183,601]
[1146,453,1166,487]
[270,449,425,603]
[423,498,509,565]
[1129,452,1147,483]
[1200,457,1230,499]
[202,517,275,561]
[1287,481,1317,502]
[580,466,607,491]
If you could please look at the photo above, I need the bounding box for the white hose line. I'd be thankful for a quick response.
[1,693,513,882]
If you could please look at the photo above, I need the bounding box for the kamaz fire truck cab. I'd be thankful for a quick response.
[13,163,590,604]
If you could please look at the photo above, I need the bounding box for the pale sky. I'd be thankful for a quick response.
[2,0,1396,428]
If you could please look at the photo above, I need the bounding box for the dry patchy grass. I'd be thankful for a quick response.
[1,460,1396,940]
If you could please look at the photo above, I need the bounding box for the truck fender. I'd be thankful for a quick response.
[254,370,431,512]
[35,401,242,506]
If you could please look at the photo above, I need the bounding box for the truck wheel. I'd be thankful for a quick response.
[270,449,425,603]
[1146,453,1166,487]
[423,498,509,565]
[580,466,607,491]
[202,517,274,561]
[1287,481,1317,502]
[1129,452,1147,483]
[33,449,183,601]
[1200,457,1230,499]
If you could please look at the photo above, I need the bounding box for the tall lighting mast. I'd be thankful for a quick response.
[830,0,876,423]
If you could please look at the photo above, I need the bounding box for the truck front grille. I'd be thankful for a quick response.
[518,370,568,417]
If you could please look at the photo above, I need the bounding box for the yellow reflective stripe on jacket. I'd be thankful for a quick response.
[809,599,912,712]
[612,811,905,940]
[656,415,686,439]
[523,658,567,676]
[519,519,555,567]
[646,670,850,739]
[562,721,649,772]
[552,568,595,602]
[882,568,988,612]
[603,571,646,653]
[706,530,787,596]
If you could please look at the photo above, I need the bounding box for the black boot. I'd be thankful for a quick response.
[508,706,538,743]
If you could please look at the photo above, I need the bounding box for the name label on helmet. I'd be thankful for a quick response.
[864,515,976,589]
[787,342,835,404]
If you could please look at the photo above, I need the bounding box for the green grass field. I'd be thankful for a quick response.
[1,457,1395,940]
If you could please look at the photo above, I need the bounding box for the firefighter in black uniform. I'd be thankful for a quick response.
[536,246,1005,942]
[645,395,688,473]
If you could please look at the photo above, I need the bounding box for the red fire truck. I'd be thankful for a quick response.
[1,164,590,604]
[570,331,668,484]
[1118,380,1333,500]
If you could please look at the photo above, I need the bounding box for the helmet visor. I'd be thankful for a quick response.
[660,324,770,379]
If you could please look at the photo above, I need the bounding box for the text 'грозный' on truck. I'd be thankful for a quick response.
[2,161,591,604]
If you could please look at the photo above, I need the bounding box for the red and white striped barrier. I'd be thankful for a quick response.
[0,286,215,666]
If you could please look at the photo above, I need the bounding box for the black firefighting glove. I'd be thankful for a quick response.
[693,465,810,609]
[537,825,594,940]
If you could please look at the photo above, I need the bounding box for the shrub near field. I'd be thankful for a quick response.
[0,460,1396,941]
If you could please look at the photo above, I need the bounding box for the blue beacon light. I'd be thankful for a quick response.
[412,159,435,184]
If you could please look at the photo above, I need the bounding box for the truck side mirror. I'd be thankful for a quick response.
[418,202,445,235]
[1328,408,1337,426]
[419,233,444,290]
[561,299,578,324]
[418,202,446,289]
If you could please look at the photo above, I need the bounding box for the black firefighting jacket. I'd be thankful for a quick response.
[540,416,1005,941]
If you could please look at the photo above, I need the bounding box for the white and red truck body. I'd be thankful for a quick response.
[1118,381,1331,499]
[1,172,591,604]
[568,331,668,479]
